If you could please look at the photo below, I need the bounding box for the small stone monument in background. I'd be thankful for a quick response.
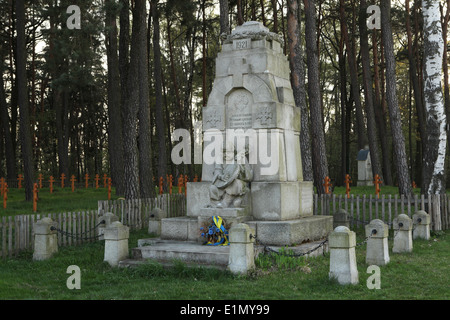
[357,146,373,186]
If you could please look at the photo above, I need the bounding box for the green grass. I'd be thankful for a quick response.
[0,187,448,301]
[0,186,119,217]
[0,228,448,300]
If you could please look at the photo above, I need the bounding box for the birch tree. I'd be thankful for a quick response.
[422,0,446,194]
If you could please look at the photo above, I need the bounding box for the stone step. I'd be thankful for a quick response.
[132,239,231,266]
[120,237,328,270]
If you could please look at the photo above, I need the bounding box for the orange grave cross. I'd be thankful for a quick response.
[33,183,38,212]
[374,174,382,199]
[85,173,89,189]
[184,175,188,196]
[168,175,173,195]
[38,174,43,189]
[159,177,164,195]
[103,174,108,188]
[178,175,184,194]
[0,177,4,197]
[95,174,100,189]
[3,183,8,209]
[49,176,55,194]
[17,174,23,189]
[323,176,332,194]
[108,178,112,200]
[61,173,66,189]
[345,174,352,199]
[193,175,198,182]
[70,175,76,192]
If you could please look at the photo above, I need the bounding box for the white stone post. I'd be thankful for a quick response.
[104,221,129,267]
[412,210,431,240]
[333,208,350,229]
[393,214,413,253]
[98,212,119,240]
[148,208,167,236]
[365,219,390,266]
[228,223,255,274]
[329,226,359,285]
[33,217,58,261]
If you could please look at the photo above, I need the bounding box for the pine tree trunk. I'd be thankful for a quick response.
[219,0,229,36]
[152,0,167,183]
[122,0,144,199]
[380,0,412,196]
[287,0,313,181]
[339,0,367,151]
[105,0,125,196]
[422,0,446,194]
[138,1,153,199]
[0,69,16,180]
[303,0,329,193]
[359,0,383,181]
[16,0,35,201]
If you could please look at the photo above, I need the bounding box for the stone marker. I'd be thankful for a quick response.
[97,212,119,240]
[412,210,430,240]
[33,217,58,261]
[392,214,413,253]
[329,226,358,285]
[333,208,350,229]
[148,208,167,236]
[228,223,255,274]
[104,221,129,267]
[365,219,390,266]
[356,146,373,186]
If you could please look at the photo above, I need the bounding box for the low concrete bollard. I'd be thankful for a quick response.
[393,214,413,253]
[412,210,431,240]
[148,208,167,236]
[228,223,255,275]
[33,217,58,261]
[333,208,350,229]
[365,219,390,266]
[329,226,358,285]
[97,212,118,240]
[104,221,129,267]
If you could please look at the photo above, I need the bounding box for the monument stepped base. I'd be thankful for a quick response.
[158,214,332,247]
[120,237,329,269]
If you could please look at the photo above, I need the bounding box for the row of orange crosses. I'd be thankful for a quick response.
[322,174,382,198]
[156,174,199,195]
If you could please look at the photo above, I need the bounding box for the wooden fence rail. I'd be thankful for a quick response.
[313,193,450,231]
[1,194,186,259]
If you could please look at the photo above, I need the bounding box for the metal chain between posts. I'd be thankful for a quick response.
[250,234,329,258]
[50,220,105,241]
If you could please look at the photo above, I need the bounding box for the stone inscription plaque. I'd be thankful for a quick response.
[227,89,253,129]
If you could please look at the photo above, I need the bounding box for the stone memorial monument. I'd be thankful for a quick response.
[131,22,332,267]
